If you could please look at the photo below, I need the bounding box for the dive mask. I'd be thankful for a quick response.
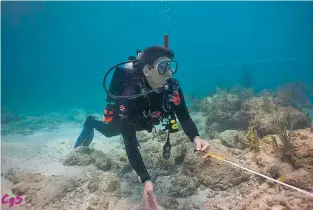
[155,60,178,75]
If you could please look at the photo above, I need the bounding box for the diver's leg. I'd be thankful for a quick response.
[92,119,121,137]
[92,118,141,148]
[74,115,121,148]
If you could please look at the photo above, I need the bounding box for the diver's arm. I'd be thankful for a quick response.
[119,86,151,184]
[120,119,151,183]
[173,88,200,143]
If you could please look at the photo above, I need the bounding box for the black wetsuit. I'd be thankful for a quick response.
[81,84,199,184]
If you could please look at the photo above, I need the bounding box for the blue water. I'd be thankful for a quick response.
[2,1,313,116]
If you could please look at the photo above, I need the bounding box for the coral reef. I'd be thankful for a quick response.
[4,168,88,209]
[3,127,313,210]
[87,197,110,210]
[2,83,313,210]
[202,88,250,136]
[243,94,310,138]
[63,146,112,171]
[276,82,313,110]
[190,86,311,139]
[217,130,247,150]
[87,172,120,194]
[180,140,251,192]
[288,129,313,169]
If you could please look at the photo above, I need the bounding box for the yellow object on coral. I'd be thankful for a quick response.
[278,176,285,182]
[172,123,178,129]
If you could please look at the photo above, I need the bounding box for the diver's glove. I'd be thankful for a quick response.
[74,115,95,148]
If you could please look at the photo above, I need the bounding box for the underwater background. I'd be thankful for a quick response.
[2,2,313,210]
[2,1,313,116]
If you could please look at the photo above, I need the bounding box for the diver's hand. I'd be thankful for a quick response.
[143,181,159,210]
[193,137,210,158]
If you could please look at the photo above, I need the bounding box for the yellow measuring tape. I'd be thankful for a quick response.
[202,152,313,198]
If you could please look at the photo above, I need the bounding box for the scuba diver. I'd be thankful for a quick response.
[74,44,210,210]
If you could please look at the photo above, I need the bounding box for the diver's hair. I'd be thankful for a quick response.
[140,46,174,66]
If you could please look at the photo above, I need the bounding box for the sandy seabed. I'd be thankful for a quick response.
[1,123,131,210]
[1,120,313,210]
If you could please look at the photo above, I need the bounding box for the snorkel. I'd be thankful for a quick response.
[102,34,177,100]
[164,34,169,48]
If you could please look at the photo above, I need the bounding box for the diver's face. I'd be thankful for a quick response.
[152,57,173,87]
[144,56,174,89]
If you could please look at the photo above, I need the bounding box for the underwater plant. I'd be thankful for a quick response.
[271,136,279,148]
[245,125,260,152]
[272,106,295,157]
